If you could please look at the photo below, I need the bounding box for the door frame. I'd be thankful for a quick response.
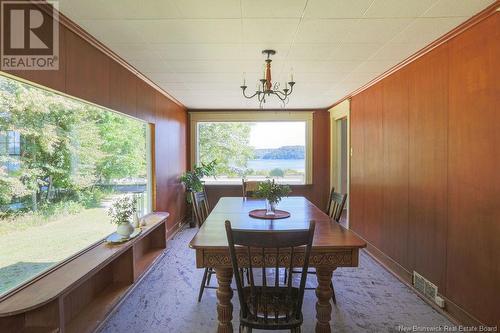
[328,100,350,227]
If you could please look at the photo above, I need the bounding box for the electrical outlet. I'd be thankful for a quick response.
[434,296,445,308]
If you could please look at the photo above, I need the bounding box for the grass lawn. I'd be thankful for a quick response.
[0,208,115,296]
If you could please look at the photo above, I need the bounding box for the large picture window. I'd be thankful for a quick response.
[190,112,313,185]
[0,74,152,296]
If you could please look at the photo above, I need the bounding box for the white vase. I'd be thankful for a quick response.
[116,221,134,237]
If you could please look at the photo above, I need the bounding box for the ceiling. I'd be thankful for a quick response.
[58,0,494,109]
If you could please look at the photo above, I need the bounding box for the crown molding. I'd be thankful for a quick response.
[32,1,185,108]
[328,1,499,109]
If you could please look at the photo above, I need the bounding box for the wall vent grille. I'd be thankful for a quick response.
[413,271,438,300]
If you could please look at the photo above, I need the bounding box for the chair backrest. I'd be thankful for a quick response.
[327,190,347,223]
[325,187,335,215]
[191,191,210,227]
[225,220,315,322]
[242,180,261,197]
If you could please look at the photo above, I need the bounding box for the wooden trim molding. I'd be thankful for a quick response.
[328,1,500,109]
[33,1,184,108]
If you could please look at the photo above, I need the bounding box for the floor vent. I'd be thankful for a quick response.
[413,271,444,308]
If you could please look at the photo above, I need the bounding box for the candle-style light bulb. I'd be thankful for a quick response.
[242,72,246,86]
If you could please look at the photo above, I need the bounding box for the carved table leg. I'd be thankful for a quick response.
[215,267,234,333]
[315,267,335,333]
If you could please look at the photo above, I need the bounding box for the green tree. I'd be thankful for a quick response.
[198,123,254,177]
[269,168,284,178]
[0,76,147,212]
[0,78,99,208]
[94,111,147,182]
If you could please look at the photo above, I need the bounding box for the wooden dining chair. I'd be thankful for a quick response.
[327,190,347,223]
[287,190,348,304]
[325,187,335,216]
[191,190,210,228]
[242,180,261,197]
[192,190,216,302]
[225,220,315,333]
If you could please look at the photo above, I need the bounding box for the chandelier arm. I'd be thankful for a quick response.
[273,90,288,98]
[272,91,287,102]
[242,89,260,99]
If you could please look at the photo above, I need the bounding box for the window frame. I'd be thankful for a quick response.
[0,73,155,299]
[189,111,313,185]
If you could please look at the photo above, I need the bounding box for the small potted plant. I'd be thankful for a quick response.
[255,179,291,215]
[107,196,137,237]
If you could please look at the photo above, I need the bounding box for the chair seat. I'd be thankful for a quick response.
[240,286,303,330]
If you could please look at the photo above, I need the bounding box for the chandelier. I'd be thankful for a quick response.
[240,49,295,108]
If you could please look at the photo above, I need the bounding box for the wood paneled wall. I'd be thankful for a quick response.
[349,14,499,326]
[1,24,187,233]
[203,110,330,209]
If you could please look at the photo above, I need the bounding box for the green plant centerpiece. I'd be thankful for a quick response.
[180,160,217,227]
[107,196,137,237]
[255,179,291,216]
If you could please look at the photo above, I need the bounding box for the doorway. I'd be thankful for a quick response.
[329,100,350,228]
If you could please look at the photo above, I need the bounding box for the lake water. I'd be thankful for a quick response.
[247,159,305,172]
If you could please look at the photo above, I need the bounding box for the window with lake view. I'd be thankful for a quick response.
[196,121,307,184]
[0,75,151,296]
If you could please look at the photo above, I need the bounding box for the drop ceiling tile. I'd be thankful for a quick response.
[167,60,254,73]
[288,43,340,60]
[364,0,437,18]
[138,20,241,43]
[160,82,190,91]
[143,72,182,83]
[369,42,423,61]
[293,72,349,84]
[243,19,300,43]
[78,20,147,43]
[184,82,238,91]
[128,59,173,73]
[240,44,290,61]
[157,44,244,60]
[330,42,383,61]
[391,17,467,44]
[58,0,489,109]
[346,18,414,43]
[108,44,165,61]
[179,73,244,83]
[291,61,359,73]
[342,71,379,84]
[351,60,395,74]
[172,0,241,18]
[423,0,495,17]
[295,19,358,43]
[242,0,307,18]
[304,0,373,18]
[59,0,181,19]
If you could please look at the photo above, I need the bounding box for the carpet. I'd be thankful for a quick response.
[98,227,453,333]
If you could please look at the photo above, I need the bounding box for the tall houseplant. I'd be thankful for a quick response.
[180,160,217,226]
[255,179,291,215]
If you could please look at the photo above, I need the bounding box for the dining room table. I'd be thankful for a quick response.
[189,196,366,333]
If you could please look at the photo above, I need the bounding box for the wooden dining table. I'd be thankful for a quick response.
[189,196,366,333]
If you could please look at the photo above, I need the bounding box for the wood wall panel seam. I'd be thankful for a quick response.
[349,14,499,326]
